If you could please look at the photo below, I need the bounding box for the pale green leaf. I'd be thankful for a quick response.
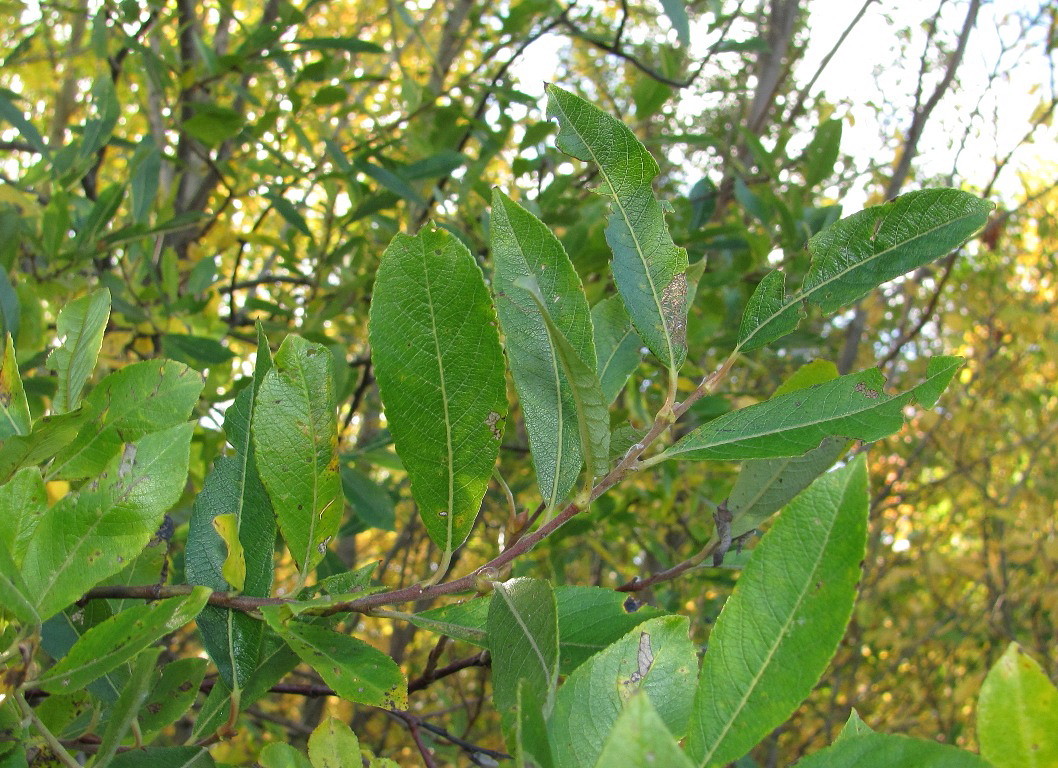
[47,287,111,414]
[22,422,195,619]
[261,608,408,709]
[253,334,340,578]
[0,410,90,485]
[978,642,1058,768]
[836,709,874,742]
[593,693,694,768]
[487,578,560,742]
[34,588,209,693]
[549,616,697,768]
[660,356,962,461]
[0,539,38,625]
[547,85,688,373]
[793,732,993,767]
[368,224,507,554]
[686,456,869,767]
[490,189,596,509]
[308,717,362,768]
[259,743,312,768]
[0,333,30,439]
[47,360,203,482]
[517,275,609,480]
[592,296,643,405]
[139,657,209,741]
[737,189,993,351]
[0,466,46,566]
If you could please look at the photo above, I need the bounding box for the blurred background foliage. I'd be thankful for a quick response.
[1,0,1055,763]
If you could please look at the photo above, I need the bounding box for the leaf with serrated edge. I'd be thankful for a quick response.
[369,225,507,554]
[22,423,195,620]
[487,578,560,743]
[686,456,869,767]
[1,333,31,439]
[34,588,210,693]
[309,717,362,768]
[978,643,1058,768]
[592,296,643,405]
[737,189,992,351]
[548,616,697,768]
[593,693,694,768]
[47,287,111,414]
[660,356,961,462]
[547,85,688,373]
[491,189,595,509]
[793,732,993,768]
[261,608,408,709]
[517,276,609,480]
[188,326,275,691]
[253,334,340,579]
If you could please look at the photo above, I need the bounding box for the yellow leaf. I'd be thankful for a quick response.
[212,513,246,591]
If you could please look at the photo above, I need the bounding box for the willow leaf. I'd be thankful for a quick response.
[490,189,595,510]
[737,188,993,352]
[977,643,1058,768]
[547,85,688,374]
[686,456,868,767]
[1,333,30,440]
[794,732,993,768]
[659,356,961,462]
[47,287,111,414]
[517,276,609,479]
[593,693,694,768]
[369,225,507,554]
[592,296,643,405]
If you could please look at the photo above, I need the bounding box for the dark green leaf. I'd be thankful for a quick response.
[90,647,162,768]
[686,457,869,767]
[592,296,643,405]
[487,578,560,742]
[660,356,962,461]
[659,0,691,45]
[547,85,689,374]
[369,225,507,555]
[516,681,555,768]
[737,189,994,351]
[293,37,385,54]
[161,333,236,370]
[0,92,47,154]
[139,658,209,740]
[341,466,395,531]
[793,732,993,768]
[491,190,597,507]
[802,118,843,187]
[0,269,19,344]
[109,747,216,768]
[47,288,111,414]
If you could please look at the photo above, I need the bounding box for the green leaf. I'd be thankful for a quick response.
[659,0,691,46]
[293,36,385,54]
[308,717,362,768]
[139,657,209,741]
[34,587,210,693]
[90,646,162,768]
[161,333,236,371]
[48,360,204,482]
[368,225,507,555]
[0,92,47,154]
[0,410,90,484]
[836,709,874,741]
[802,118,843,187]
[548,616,697,768]
[593,693,694,768]
[130,137,161,223]
[110,747,216,768]
[253,334,341,579]
[977,642,1058,768]
[490,190,597,507]
[0,539,38,625]
[0,270,19,347]
[518,275,610,481]
[260,744,313,768]
[1,334,30,439]
[261,608,408,709]
[685,456,869,767]
[341,466,395,531]
[188,327,275,690]
[547,85,688,375]
[181,103,243,146]
[516,680,555,768]
[660,356,962,461]
[487,578,560,742]
[354,158,425,205]
[737,189,993,351]
[793,732,993,768]
[689,177,718,230]
[47,288,111,412]
[22,422,195,619]
[592,296,643,405]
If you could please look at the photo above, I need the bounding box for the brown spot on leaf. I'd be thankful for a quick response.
[661,273,688,352]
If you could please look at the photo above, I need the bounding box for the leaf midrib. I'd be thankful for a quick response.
[737,206,982,352]
[551,96,676,369]
[496,584,555,695]
[697,474,852,765]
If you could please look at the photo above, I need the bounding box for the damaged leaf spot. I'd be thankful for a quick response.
[661,273,688,352]
[854,381,880,399]
[485,411,504,441]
